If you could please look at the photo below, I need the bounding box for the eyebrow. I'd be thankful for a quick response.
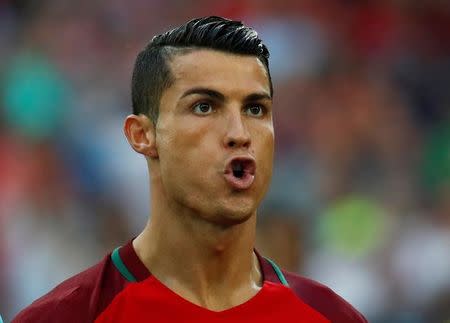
[243,92,272,103]
[180,87,272,103]
[180,88,225,101]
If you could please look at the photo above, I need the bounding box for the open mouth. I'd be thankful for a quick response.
[232,162,245,178]
[224,157,256,190]
[231,159,254,178]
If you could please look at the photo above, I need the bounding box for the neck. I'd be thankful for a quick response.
[133,178,263,311]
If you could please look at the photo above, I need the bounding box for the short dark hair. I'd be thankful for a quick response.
[131,16,272,124]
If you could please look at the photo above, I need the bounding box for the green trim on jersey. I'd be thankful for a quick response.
[111,246,289,287]
[111,247,137,282]
[265,257,289,287]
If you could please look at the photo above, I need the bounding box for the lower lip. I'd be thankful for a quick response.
[223,172,255,190]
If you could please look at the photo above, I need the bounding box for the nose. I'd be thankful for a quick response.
[223,110,251,149]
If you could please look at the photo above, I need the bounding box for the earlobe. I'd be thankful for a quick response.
[123,114,158,158]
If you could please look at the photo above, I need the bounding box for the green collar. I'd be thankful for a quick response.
[111,246,289,287]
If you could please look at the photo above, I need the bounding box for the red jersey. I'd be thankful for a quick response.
[12,240,367,322]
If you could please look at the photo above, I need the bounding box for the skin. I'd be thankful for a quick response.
[124,49,274,311]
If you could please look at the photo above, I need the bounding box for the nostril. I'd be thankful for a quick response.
[228,141,236,148]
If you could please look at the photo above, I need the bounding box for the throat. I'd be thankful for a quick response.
[135,208,262,310]
[165,251,264,312]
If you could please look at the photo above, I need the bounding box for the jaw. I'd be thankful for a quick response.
[149,148,272,228]
[207,189,262,226]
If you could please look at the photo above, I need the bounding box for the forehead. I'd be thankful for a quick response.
[167,49,271,97]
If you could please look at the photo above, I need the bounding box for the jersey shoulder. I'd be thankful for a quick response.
[284,271,368,323]
[12,254,120,323]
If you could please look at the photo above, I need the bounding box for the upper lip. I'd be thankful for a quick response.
[224,155,256,175]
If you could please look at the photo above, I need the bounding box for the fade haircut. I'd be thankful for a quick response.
[131,16,272,124]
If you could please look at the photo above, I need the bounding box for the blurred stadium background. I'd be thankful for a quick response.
[1,0,449,322]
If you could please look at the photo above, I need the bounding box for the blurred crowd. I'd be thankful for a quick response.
[0,0,449,322]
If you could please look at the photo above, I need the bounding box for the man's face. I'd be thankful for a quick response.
[155,49,274,225]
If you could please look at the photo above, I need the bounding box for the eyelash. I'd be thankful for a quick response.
[192,101,215,115]
[245,104,266,117]
[191,101,267,117]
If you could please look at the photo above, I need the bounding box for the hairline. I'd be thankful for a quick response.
[145,45,272,124]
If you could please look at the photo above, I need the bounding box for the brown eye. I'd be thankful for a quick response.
[193,102,213,115]
[246,105,264,117]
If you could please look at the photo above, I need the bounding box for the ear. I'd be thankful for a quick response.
[123,114,158,158]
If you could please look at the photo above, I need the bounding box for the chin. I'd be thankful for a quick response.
[212,200,257,226]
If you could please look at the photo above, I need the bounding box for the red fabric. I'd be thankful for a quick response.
[95,277,329,323]
[12,240,367,323]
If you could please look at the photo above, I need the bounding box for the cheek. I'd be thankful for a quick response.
[157,120,218,175]
[254,127,274,183]
[253,124,274,159]
[262,143,274,180]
